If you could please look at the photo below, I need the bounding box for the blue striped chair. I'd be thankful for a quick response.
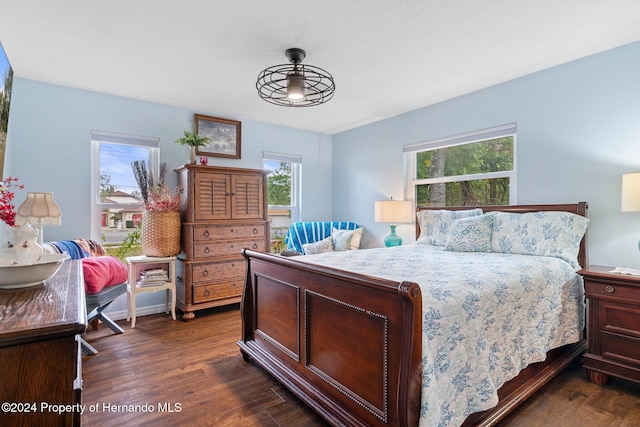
[284,221,360,253]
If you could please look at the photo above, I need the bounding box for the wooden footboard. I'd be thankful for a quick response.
[239,202,589,426]
[238,249,423,427]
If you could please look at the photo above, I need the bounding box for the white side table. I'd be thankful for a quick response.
[126,255,177,328]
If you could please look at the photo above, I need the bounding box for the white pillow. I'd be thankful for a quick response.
[302,236,334,255]
[490,211,589,268]
[332,228,363,251]
[416,208,483,246]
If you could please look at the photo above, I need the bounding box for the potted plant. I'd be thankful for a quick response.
[131,161,181,257]
[174,129,210,165]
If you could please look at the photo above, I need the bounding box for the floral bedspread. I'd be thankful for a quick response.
[297,244,585,427]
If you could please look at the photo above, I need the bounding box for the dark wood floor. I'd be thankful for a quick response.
[82,305,640,426]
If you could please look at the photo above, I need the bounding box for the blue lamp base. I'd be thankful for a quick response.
[384,225,402,247]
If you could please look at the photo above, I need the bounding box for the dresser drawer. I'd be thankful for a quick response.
[599,302,640,339]
[585,280,640,303]
[193,280,242,303]
[192,259,244,283]
[602,332,640,367]
[192,223,267,241]
[193,239,266,259]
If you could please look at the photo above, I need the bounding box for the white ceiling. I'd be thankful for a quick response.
[1,0,640,134]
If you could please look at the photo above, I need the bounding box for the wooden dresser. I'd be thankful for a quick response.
[0,259,86,427]
[175,164,270,320]
[580,265,640,386]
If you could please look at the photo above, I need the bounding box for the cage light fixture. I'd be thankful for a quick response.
[256,48,335,107]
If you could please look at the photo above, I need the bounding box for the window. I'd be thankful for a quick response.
[91,131,159,250]
[404,124,516,207]
[262,151,301,252]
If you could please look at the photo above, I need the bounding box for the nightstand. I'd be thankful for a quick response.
[579,265,640,385]
[126,255,177,328]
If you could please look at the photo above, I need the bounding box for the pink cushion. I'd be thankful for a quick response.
[82,256,128,294]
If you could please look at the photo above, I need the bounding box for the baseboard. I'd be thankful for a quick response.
[101,304,174,322]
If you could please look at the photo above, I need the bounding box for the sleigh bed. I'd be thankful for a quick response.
[238,202,589,426]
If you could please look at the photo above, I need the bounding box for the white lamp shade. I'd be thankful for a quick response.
[622,173,640,212]
[16,192,62,226]
[374,200,413,223]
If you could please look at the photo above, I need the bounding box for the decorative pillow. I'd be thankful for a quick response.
[416,208,483,246]
[75,238,106,257]
[332,227,364,251]
[302,236,334,255]
[82,256,129,294]
[444,214,494,252]
[490,211,590,268]
[280,249,303,257]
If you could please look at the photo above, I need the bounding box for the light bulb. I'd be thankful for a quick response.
[286,73,305,101]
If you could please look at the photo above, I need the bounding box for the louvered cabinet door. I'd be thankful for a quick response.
[194,172,231,220]
[231,173,264,219]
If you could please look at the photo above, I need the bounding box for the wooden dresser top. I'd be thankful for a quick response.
[0,259,86,347]
[579,265,640,286]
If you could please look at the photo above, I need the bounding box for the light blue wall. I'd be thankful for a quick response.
[333,41,640,268]
[5,79,332,316]
[6,78,334,237]
[6,40,640,319]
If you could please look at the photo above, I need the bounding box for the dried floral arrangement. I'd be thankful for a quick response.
[131,161,180,212]
[0,176,25,226]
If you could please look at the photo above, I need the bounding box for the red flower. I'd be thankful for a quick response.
[0,177,25,227]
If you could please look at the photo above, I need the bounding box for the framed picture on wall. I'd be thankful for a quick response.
[194,114,241,159]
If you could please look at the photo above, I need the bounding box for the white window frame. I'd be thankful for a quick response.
[90,130,160,242]
[262,151,302,223]
[403,123,517,205]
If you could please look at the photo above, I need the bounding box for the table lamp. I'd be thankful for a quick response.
[374,198,413,247]
[622,172,640,252]
[16,192,62,245]
[622,172,640,212]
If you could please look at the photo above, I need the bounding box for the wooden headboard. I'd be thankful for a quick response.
[415,202,589,268]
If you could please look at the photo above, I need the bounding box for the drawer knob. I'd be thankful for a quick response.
[203,269,209,277]
[203,230,210,237]
[204,288,211,297]
[253,228,258,234]
[252,243,259,249]
[605,285,615,293]
[204,247,211,254]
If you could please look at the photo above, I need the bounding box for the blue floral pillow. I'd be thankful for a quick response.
[416,209,483,246]
[490,211,589,268]
[444,214,494,252]
[332,227,363,251]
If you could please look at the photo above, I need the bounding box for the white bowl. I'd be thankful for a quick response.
[0,253,70,289]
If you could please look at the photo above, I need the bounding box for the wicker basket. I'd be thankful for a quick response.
[141,210,181,257]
